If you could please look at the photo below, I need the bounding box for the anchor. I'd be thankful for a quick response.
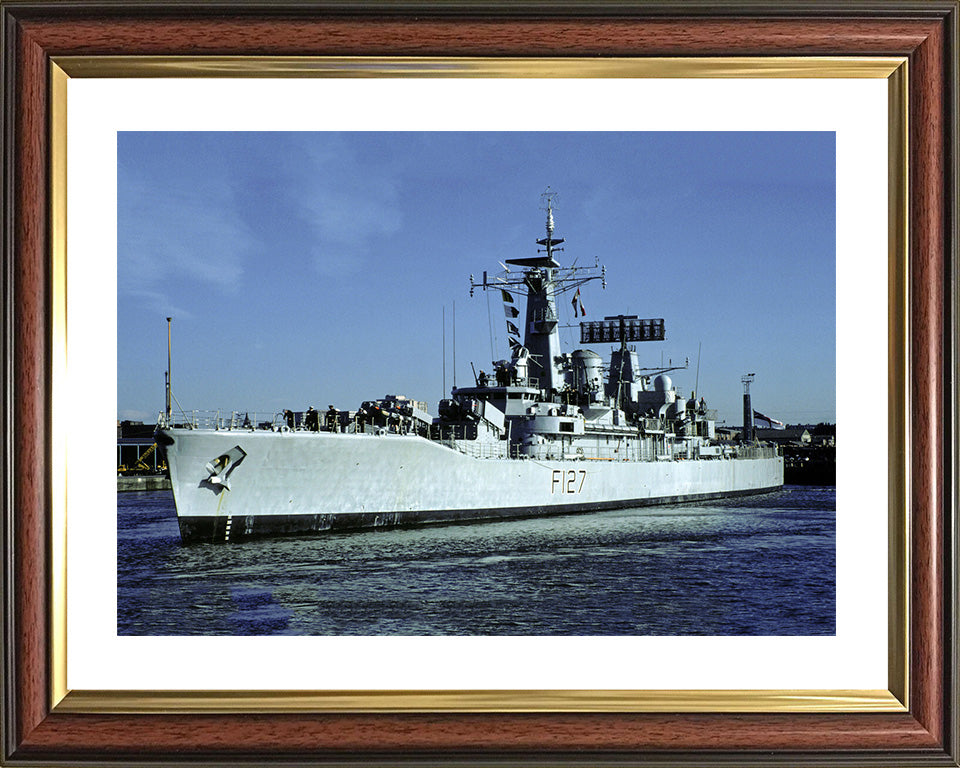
[201,445,247,491]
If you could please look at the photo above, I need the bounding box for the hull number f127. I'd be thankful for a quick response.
[551,469,587,494]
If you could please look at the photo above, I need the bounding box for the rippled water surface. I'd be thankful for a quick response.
[118,486,835,636]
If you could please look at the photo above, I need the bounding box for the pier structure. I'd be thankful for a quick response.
[118,436,161,473]
[117,420,171,491]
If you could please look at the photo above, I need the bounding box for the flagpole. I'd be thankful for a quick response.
[485,280,496,362]
[694,341,701,400]
[165,317,172,424]
[442,306,446,398]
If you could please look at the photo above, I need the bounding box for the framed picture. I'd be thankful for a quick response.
[90,80,859,689]
[2,2,956,765]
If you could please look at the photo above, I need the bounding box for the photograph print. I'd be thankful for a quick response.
[117,131,836,636]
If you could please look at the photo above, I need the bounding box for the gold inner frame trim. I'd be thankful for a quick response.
[53,55,905,79]
[886,60,910,710]
[48,55,909,715]
[50,61,69,710]
[57,688,903,715]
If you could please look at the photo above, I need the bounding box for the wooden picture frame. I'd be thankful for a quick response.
[2,2,957,764]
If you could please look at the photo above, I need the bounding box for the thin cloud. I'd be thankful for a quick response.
[286,136,405,278]
[120,289,195,320]
[118,165,253,298]
[118,408,154,422]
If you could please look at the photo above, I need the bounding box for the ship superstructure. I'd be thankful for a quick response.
[158,192,783,544]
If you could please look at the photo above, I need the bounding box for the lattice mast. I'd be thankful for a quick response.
[470,189,605,394]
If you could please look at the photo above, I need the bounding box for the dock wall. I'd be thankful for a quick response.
[118,475,172,492]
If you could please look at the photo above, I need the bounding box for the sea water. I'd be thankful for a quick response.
[117,486,835,636]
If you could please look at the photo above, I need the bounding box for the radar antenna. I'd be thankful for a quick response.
[537,187,564,260]
[541,188,557,234]
[470,190,604,300]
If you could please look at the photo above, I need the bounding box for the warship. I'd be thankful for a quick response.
[158,191,783,544]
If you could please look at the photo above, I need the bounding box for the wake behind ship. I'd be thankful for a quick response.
[158,191,783,544]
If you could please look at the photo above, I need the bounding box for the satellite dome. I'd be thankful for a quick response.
[572,349,602,360]
[653,374,673,392]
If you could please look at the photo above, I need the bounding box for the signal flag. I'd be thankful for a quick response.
[753,410,785,429]
[572,288,586,317]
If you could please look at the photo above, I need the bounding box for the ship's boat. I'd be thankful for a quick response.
[158,192,783,544]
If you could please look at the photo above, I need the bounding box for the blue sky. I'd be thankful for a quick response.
[118,131,836,426]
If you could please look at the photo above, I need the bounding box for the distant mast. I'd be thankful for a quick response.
[742,373,755,442]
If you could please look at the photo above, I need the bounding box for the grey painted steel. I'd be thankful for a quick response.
[177,485,782,544]
[163,428,783,541]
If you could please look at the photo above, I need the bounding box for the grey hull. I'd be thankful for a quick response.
[177,485,783,544]
[164,428,784,544]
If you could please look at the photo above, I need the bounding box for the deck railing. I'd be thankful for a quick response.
[158,411,781,464]
[737,444,779,460]
[161,410,281,431]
